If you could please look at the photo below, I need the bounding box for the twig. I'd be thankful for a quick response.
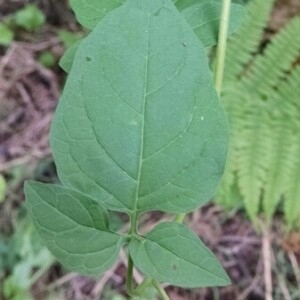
[288,252,300,289]
[0,44,17,75]
[91,261,120,299]
[262,225,273,300]
[277,274,292,300]
[47,273,78,291]
[0,151,51,172]
[238,256,262,300]
[18,38,61,52]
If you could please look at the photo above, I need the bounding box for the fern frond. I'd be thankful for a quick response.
[262,117,294,223]
[276,66,300,114]
[275,66,300,229]
[218,0,300,228]
[284,135,300,229]
[218,87,248,207]
[225,0,274,82]
[235,98,271,221]
[242,17,300,96]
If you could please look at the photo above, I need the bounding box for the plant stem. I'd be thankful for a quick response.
[126,254,154,297]
[134,277,153,295]
[174,213,186,223]
[214,0,232,96]
[152,279,170,300]
[125,254,134,295]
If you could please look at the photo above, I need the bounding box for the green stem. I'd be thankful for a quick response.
[174,213,186,224]
[152,279,170,300]
[134,277,153,295]
[130,213,138,234]
[214,0,232,96]
[126,254,153,297]
[126,254,134,295]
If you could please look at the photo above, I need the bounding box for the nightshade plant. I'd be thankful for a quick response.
[24,0,244,297]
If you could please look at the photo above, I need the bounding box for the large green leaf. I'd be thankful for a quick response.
[51,0,228,214]
[25,182,124,275]
[182,2,245,47]
[129,222,230,287]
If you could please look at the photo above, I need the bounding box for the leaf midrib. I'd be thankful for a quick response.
[132,7,151,218]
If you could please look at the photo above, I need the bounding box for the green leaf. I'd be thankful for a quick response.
[0,175,7,203]
[0,23,14,46]
[69,0,245,46]
[60,0,245,74]
[39,51,56,68]
[15,4,45,31]
[58,30,83,48]
[59,40,81,73]
[24,181,124,275]
[129,222,230,288]
[182,2,246,47]
[70,0,125,29]
[50,0,228,214]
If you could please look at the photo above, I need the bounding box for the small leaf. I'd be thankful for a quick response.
[129,222,230,288]
[25,181,124,275]
[70,0,125,29]
[182,2,246,47]
[51,0,228,214]
[15,4,45,31]
[39,51,56,68]
[58,30,83,48]
[59,40,81,73]
[0,23,14,46]
[0,175,7,203]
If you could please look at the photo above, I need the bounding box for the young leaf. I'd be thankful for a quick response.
[182,2,246,47]
[0,23,14,46]
[50,0,228,214]
[25,182,124,275]
[70,0,125,29]
[59,40,81,73]
[14,4,45,31]
[129,222,230,288]
[0,175,7,203]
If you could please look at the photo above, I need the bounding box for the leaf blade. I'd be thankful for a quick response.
[129,222,230,288]
[70,0,125,29]
[182,2,246,47]
[51,0,228,213]
[59,40,81,73]
[25,181,124,275]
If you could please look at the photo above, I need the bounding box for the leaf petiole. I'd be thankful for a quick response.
[152,279,170,300]
[214,0,232,95]
[125,255,154,297]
